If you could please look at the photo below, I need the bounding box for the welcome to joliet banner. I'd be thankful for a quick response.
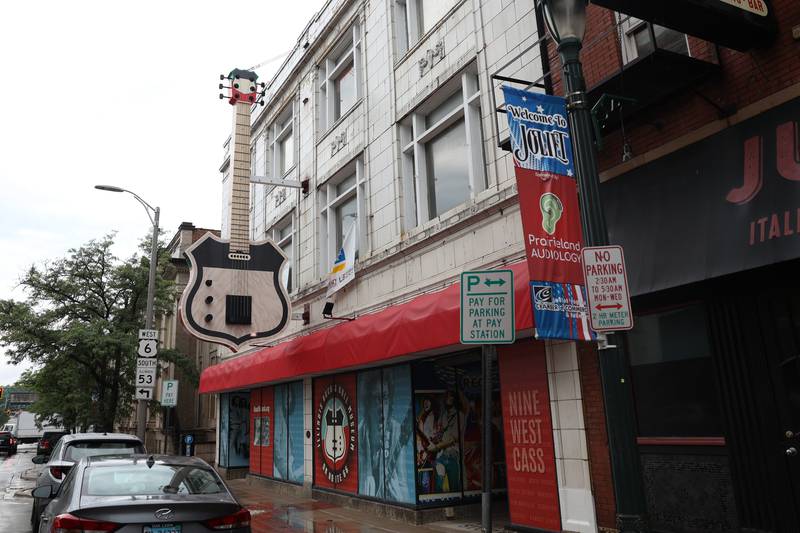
[502,86,595,341]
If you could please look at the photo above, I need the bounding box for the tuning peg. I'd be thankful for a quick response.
[219,94,225,99]
[259,100,265,106]
[220,74,226,80]
[259,82,266,88]
[219,83,223,89]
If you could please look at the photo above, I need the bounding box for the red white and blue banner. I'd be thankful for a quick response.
[502,87,595,341]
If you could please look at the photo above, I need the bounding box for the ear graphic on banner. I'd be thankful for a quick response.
[502,86,595,341]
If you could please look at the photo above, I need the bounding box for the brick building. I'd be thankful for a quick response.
[194,0,800,532]
[531,1,800,532]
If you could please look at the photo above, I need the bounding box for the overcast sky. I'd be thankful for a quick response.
[0,0,325,385]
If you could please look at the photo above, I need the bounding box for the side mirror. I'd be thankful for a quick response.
[31,455,47,465]
[32,485,53,499]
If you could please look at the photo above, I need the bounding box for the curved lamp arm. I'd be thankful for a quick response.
[94,185,157,227]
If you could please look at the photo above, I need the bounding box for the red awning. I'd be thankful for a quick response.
[198,262,532,393]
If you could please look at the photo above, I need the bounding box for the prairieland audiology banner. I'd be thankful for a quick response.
[502,86,594,341]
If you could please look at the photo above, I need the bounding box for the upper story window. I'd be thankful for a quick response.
[319,24,362,132]
[268,214,295,294]
[270,105,295,178]
[318,158,366,277]
[395,0,458,55]
[399,68,485,228]
[251,133,270,238]
[619,15,689,64]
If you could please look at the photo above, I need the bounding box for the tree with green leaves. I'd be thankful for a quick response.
[0,234,196,432]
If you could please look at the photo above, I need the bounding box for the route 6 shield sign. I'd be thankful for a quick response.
[138,339,158,358]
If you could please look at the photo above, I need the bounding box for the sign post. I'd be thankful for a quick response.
[460,269,515,533]
[581,245,634,332]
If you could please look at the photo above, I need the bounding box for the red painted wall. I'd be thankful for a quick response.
[498,340,561,531]
[249,386,274,478]
[260,386,274,478]
[249,389,261,475]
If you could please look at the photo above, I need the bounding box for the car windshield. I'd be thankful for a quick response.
[64,441,144,462]
[83,463,227,496]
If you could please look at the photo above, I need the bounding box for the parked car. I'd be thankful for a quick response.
[0,431,18,455]
[33,455,251,532]
[36,430,69,457]
[31,432,145,531]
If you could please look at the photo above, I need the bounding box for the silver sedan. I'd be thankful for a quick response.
[34,454,251,532]
[31,432,145,530]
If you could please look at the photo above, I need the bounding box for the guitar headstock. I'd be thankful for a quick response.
[219,68,266,106]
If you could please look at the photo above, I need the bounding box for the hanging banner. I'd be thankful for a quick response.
[327,221,357,297]
[502,86,594,341]
[498,340,561,531]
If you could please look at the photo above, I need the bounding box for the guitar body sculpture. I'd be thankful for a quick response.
[180,68,292,351]
[180,232,290,351]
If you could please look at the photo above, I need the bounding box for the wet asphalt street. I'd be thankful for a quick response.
[0,443,41,533]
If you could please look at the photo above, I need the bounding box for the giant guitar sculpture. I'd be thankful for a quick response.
[179,68,290,351]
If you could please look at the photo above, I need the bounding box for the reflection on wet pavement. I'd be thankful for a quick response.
[229,479,448,533]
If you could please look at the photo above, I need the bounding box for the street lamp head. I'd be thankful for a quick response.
[541,0,587,45]
[94,184,125,193]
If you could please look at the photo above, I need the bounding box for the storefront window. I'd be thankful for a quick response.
[270,382,304,482]
[628,303,723,437]
[286,381,304,483]
[357,365,416,504]
[413,355,504,503]
[218,392,250,468]
[274,384,288,479]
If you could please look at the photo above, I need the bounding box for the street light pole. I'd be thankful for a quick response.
[539,2,648,531]
[95,185,160,443]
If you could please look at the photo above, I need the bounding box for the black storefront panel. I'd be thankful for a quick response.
[603,96,800,296]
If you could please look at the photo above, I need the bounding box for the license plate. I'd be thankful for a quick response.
[143,525,181,533]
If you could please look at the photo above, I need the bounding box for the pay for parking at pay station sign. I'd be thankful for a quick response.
[581,245,633,332]
[460,269,515,344]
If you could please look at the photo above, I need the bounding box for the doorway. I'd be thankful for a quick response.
[707,262,800,533]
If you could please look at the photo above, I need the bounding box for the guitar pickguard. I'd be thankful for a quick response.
[179,232,291,351]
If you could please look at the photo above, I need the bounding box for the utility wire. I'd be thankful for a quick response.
[248,51,292,73]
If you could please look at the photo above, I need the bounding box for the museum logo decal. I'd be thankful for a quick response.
[315,383,356,484]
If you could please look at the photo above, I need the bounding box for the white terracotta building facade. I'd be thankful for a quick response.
[210,1,598,531]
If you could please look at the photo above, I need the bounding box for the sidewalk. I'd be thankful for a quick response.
[228,478,508,533]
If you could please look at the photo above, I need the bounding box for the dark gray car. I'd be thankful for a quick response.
[34,454,251,532]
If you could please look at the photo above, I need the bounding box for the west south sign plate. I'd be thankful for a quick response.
[460,270,515,344]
